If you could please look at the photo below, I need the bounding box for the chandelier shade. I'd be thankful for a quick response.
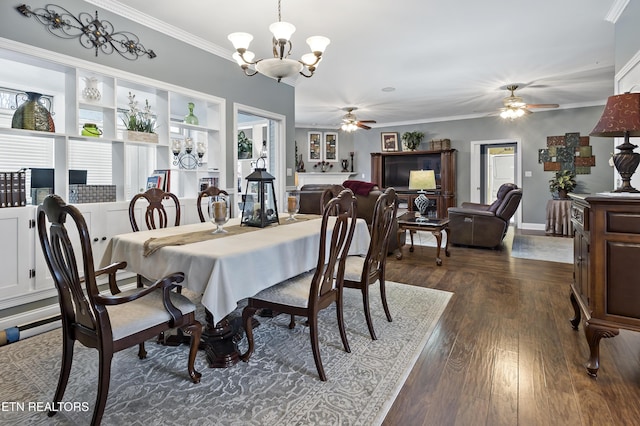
[228,0,329,82]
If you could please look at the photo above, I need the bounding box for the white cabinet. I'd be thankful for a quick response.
[0,207,37,304]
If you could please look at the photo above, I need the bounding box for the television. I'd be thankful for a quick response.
[382,154,441,191]
[30,168,87,188]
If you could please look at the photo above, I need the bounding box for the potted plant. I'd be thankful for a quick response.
[238,130,253,159]
[549,169,577,199]
[401,131,424,151]
[121,92,157,143]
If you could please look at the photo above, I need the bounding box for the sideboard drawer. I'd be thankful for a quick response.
[607,211,640,234]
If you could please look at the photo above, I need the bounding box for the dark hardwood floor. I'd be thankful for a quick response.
[382,229,640,426]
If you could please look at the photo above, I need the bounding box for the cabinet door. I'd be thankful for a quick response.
[0,208,35,300]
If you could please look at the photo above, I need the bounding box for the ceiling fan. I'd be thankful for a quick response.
[339,107,376,131]
[499,85,559,119]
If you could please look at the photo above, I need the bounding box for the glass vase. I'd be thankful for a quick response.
[184,102,199,125]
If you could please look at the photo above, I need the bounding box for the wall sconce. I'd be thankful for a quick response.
[16,3,156,60]
[172,138,205,170]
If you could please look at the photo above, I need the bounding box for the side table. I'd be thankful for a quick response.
[545,199,573,236]
[396,212,450,266]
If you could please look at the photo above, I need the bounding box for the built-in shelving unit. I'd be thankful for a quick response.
[0,38,226,311]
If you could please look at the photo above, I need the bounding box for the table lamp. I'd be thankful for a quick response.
[409,170,436,220]
[590,92,640,193]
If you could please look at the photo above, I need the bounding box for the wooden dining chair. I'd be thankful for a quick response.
[320,184,344,213]
[240,189,358,381]
[129,187,181,232]
[343,187,398,340]
[37,194,201,426]
[196,186,229,223]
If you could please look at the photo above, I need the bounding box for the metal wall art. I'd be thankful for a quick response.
[538,132,595,174]
[16,3,156,60]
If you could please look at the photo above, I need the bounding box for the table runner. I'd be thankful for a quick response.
[142,215,321,257]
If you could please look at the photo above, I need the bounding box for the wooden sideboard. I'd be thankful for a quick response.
[569,193,640,377]
[371,149,456,218]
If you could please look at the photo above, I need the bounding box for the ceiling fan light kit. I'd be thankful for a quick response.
[228,0,329,82]
[339,107,376,132]
[499,84,559,120]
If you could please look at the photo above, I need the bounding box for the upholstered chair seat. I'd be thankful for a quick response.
[343,256,366,282]
[247,271,316,308]
[106,290,197,340]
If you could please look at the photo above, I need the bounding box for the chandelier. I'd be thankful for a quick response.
[227,0,330,82]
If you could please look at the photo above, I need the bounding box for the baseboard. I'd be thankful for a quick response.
[519,222,546,231]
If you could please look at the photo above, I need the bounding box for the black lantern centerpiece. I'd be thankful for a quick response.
[241,157,279,227]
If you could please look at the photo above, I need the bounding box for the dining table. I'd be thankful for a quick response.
[100,214,371,367]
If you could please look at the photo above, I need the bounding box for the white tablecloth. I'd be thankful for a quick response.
[100,217,370,322]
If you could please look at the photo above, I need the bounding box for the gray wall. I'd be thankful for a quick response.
[615,0,640,72]
[298,106,611,224]
[0,0,296,187]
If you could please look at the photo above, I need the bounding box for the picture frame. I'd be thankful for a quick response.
[324,132,338,161]
[381,132,399,152]
[308,131,322,162]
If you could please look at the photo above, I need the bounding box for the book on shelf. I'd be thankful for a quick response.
[0,170,26,208]
[146,175,161,190]
[152,169,171,192]
[199,176,219,191]
[0,172,6,208]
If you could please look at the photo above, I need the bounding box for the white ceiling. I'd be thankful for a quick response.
[94,0,620,129]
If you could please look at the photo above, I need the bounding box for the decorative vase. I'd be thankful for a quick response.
[81,123,102,137]
[81,77,101,102]
[11,91,55,132]
[558,189,568,199]
[184,102,199,125]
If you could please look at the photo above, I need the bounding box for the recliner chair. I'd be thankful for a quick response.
[447,183,522,249]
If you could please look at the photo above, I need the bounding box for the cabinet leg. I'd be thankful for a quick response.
[569,292,581,330]
[584,321,619,378]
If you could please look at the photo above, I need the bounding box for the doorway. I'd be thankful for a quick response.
[234,104,286,217]
[470,138,521,225]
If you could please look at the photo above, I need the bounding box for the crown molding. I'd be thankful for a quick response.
[605,0,629,23]
[84,0,231,58]
[84,0,298,87]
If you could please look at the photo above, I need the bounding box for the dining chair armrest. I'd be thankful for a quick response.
[94,272,184,305]
[95,261,128,295]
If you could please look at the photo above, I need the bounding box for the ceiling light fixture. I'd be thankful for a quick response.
[500,106,526,120]
[228,0,329,83]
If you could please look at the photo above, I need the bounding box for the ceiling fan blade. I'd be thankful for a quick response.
[356,122,372,130]
[358,120,376,123]
[526,103,559,109]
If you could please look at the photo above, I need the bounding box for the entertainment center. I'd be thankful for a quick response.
[371,149,456,218]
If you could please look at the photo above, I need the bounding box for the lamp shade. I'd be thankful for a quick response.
[269,21,296,41]
[306,36,330,53]
[408,170,436,190]
[590,92,640,137]
[228,32,253,50]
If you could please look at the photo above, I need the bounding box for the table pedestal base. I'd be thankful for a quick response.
[202,309,261,368]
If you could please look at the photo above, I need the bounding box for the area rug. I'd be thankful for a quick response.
[0,282,451,426]
[511,234,573,263]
